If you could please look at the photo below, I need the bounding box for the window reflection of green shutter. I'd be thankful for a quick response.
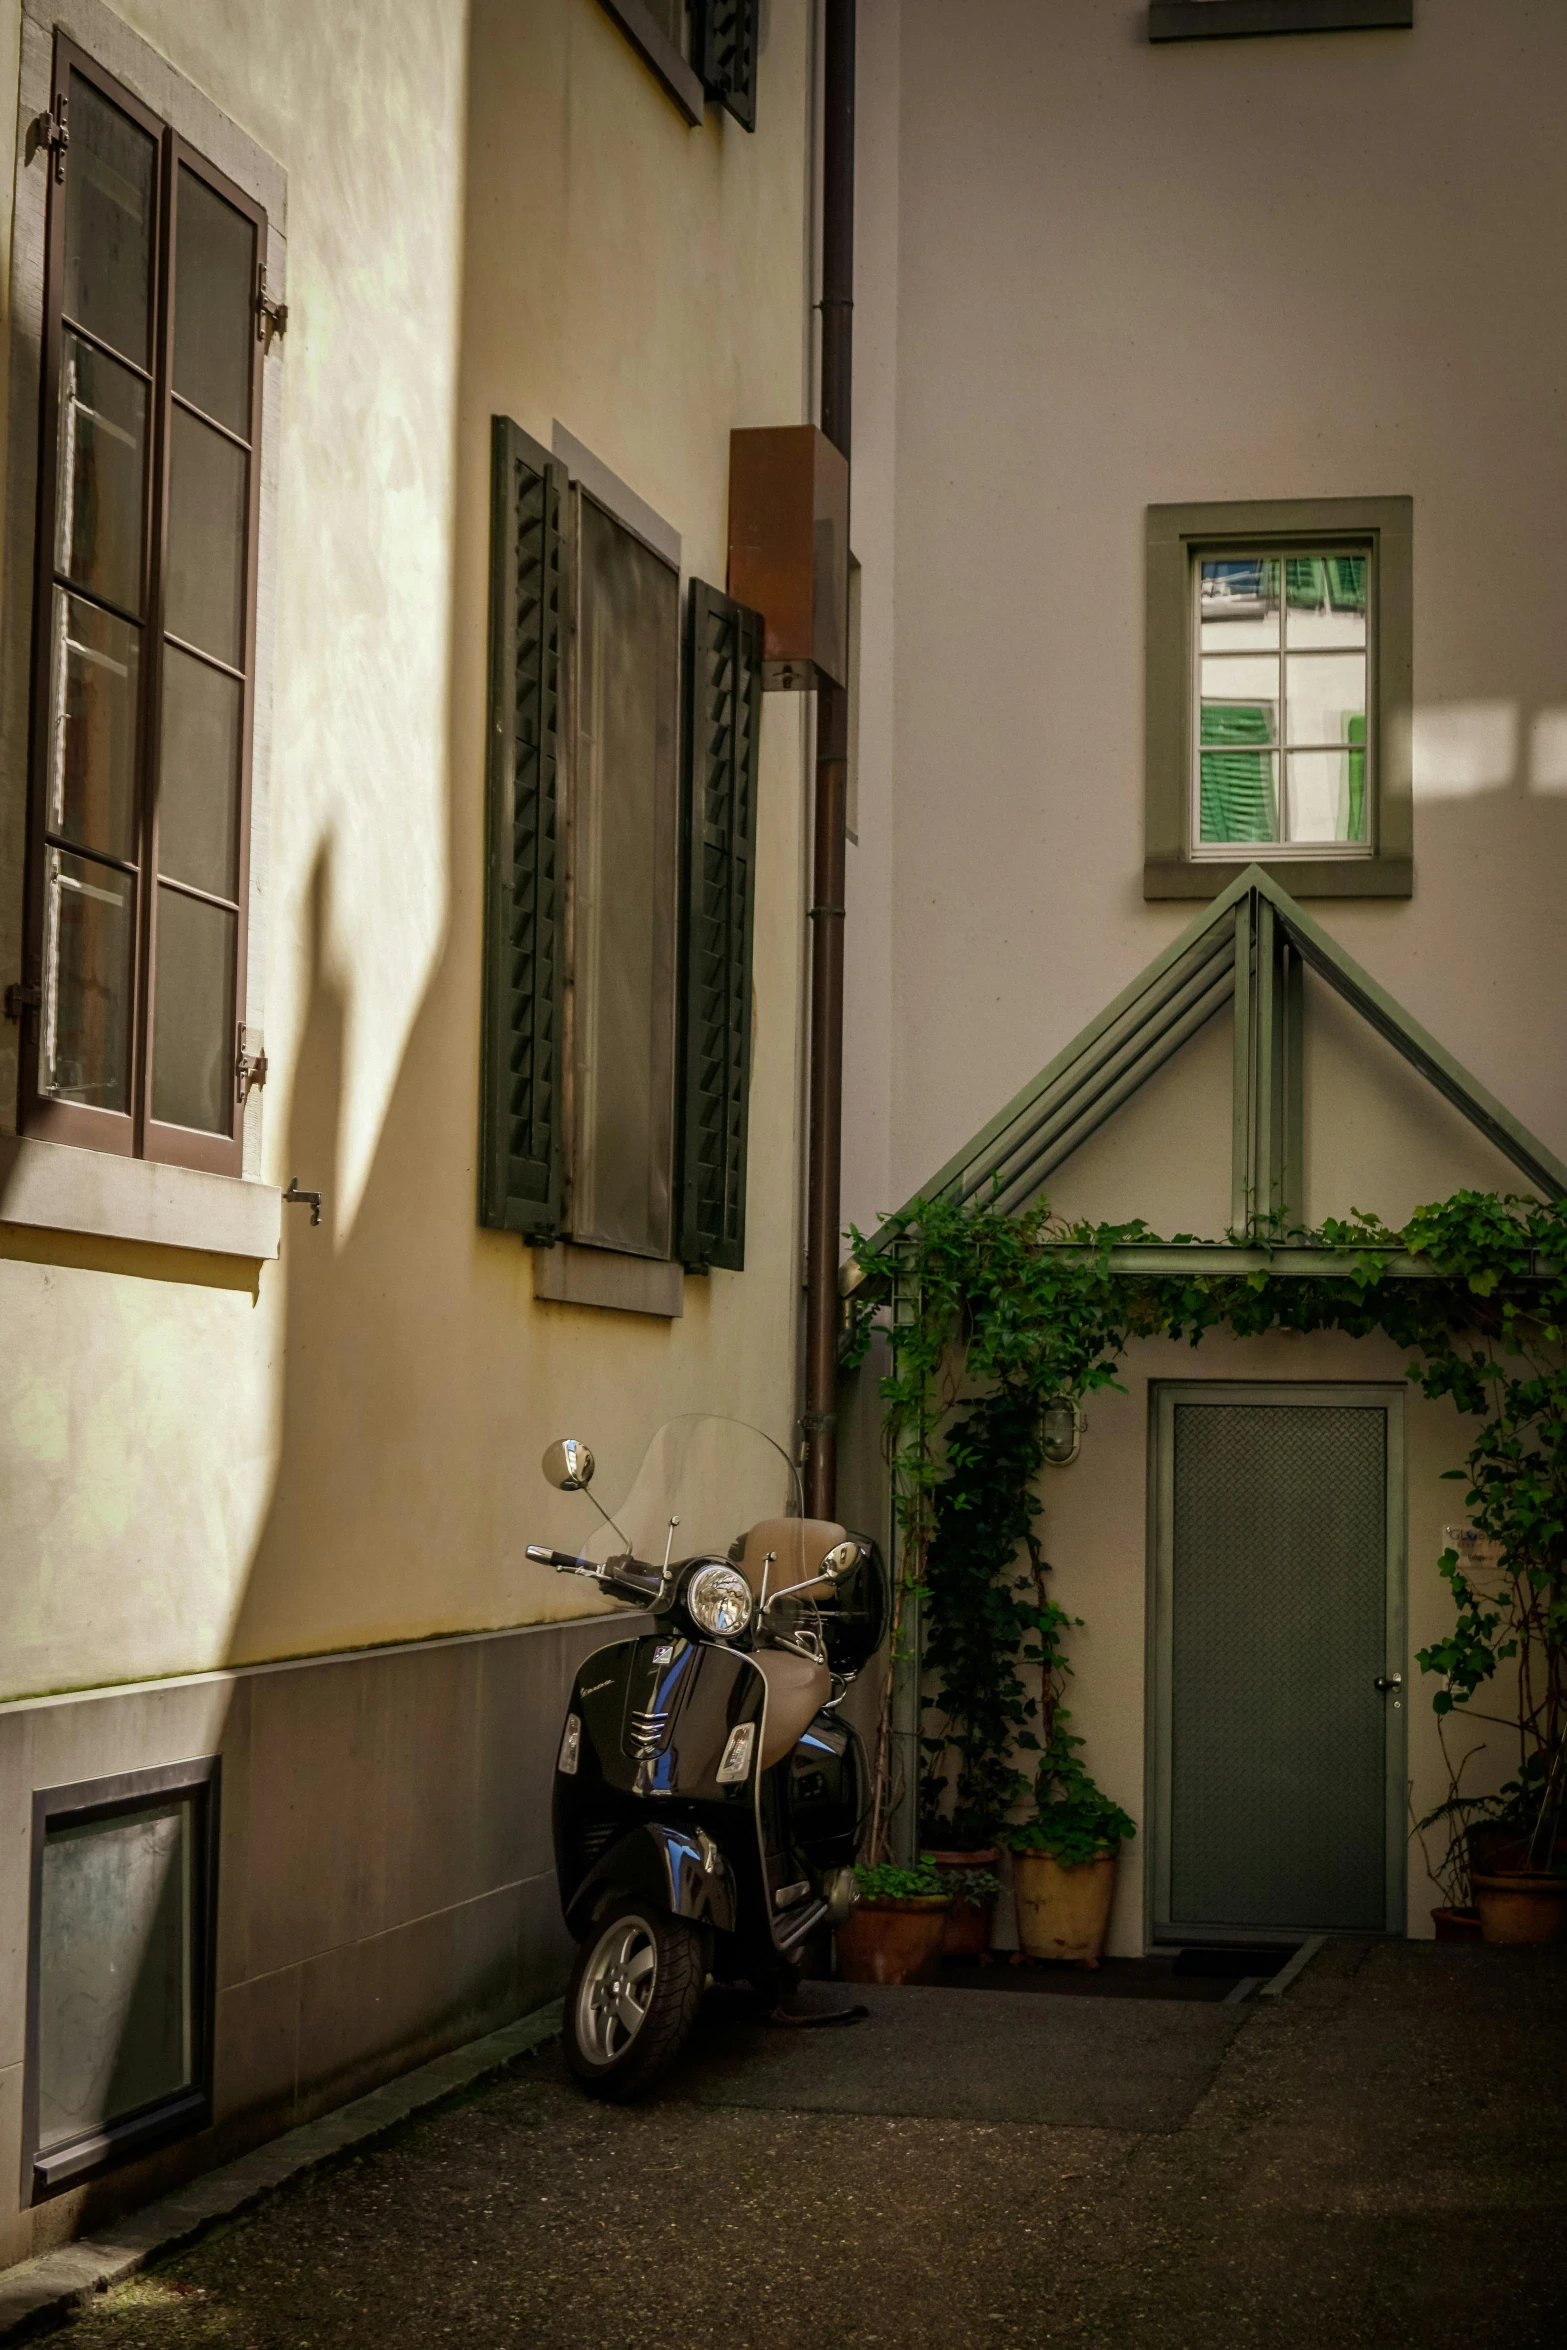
[1346,710,1366,841]
[1285,556,1325,608]
[694,0,759,131]
[1328,556,1367,611]
[1199,704,1277,842]
[479,418,566,1237]
[678,582,763,1271]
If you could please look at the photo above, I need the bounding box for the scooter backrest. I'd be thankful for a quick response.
[734,1516,848,1602]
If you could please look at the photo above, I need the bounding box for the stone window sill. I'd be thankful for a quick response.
[532,1241,684,1318]
[595,0,704,124]
[0,1135,281,1259]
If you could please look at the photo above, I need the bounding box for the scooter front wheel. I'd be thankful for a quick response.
[564,1900,704,2099]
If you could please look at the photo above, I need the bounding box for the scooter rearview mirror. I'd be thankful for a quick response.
[542,1438,595,1492]
[822,1540,859,1579]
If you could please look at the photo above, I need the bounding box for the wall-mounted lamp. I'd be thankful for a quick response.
[1041,1396,1081,1468]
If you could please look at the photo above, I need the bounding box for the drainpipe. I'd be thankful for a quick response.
[803,0,854,1520]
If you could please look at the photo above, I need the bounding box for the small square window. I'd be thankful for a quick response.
[1145,499,1411,898]
[25,1760,219,2199]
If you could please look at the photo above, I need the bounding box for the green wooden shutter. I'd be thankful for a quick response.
[480,418,566,1237]
[678,581,763,1271]
[694,0,759,132]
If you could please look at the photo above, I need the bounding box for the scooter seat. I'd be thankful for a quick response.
[751,1645,834,1769]
[735,1516,848,1602]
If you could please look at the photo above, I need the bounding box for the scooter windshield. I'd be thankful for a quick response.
[570,1413,811,1584]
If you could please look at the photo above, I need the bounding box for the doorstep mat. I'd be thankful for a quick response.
[657,1984,1243,2130]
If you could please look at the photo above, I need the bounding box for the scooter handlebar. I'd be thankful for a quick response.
[527,1544,590,1573]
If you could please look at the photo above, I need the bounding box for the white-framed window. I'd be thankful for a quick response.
[1144,497,1411,902]
[1193,548,1371,859]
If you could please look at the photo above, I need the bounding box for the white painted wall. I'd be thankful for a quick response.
[849,0,1567,1238]
[846,0,1566,1944]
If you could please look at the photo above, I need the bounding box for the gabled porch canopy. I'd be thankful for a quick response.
[862,866,1566,1276]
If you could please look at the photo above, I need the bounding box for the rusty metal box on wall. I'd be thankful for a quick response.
[727,426,849,690]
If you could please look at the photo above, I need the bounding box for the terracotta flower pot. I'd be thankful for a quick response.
[836,1895,950,1984]
[1013,1849,1117,1967]
[1473,1871,1567,1945]
[921,1847,1000,1960]
[1431,1905,1482,1942]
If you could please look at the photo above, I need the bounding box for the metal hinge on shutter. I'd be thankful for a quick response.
[255,268,288,351]
[27,94,69,182]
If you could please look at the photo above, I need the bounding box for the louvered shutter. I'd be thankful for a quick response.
[694,0,759,132]
[678,582,763,1270]
[480,418,566,1236]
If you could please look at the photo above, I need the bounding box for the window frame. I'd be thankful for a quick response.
[1145,496,1412,900]
[23,1755,221,2202]
[16,35,266,1175]
[563,480,682,1262]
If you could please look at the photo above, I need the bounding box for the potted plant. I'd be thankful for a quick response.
[919,1852,1002,1957]
[1001,1733,1135,1968]
[1415,1454,1566,1945]
[835,1861,951,1984]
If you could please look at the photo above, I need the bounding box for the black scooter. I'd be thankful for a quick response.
[527,1419,886,2097]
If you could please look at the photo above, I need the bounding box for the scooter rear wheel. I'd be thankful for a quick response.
[564,1900,705,2099]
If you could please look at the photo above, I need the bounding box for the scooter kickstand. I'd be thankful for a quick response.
[766,1993,870,2028]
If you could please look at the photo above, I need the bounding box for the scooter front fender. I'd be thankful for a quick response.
[565,1820,738,1940]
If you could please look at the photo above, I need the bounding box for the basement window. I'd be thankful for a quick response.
[1144,498,1412,900]
[25,1759,219,2199]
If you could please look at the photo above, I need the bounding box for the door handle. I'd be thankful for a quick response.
[1374,1674,1402,1692]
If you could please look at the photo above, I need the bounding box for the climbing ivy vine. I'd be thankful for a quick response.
[845,1190,1567,1880]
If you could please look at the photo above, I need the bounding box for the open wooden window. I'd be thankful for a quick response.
[17,36,265,1172]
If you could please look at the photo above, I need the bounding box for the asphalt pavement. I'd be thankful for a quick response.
[34,1938,1567,2350]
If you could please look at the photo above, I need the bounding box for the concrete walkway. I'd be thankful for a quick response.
[24,1941,1567,2350]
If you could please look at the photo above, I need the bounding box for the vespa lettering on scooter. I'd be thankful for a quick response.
[525,1414,887,2098]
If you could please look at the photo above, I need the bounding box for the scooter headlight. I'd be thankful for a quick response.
[686,1563,753,1638]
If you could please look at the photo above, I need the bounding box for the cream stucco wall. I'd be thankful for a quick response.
[0,0,819,1700]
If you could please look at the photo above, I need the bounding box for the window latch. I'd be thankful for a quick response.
[255,267,288,353]
[236,1025,268,1102]
[4,980,41,1022]
[27,95,69,184]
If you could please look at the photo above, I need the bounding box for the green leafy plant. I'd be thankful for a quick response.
[930,1865,1000,1904]
[845,1186,1567,1894]
[853,1861,948,1902]
[1002,1732,1137,1866]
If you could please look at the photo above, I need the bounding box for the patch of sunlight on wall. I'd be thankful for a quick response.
[1410,701,1517,801]
[1528,710,1567,794]
[121,0,474,1241]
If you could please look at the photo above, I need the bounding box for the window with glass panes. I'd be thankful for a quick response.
[21,38,264,1172]
[1193,549,1371,858]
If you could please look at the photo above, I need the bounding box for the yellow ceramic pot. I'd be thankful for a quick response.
[1013,1849,1117,1966]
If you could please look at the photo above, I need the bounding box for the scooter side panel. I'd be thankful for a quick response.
[563,1821,738,1937]
[553,1638,765,1923]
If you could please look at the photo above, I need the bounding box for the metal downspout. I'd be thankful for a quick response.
[804,0,854,1520]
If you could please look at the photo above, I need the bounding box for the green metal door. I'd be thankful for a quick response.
[1151,1384,1405,1940]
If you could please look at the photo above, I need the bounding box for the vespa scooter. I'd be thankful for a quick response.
[526,1413,886,2097]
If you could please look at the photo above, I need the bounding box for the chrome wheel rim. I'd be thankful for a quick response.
[577,1914,658,2065]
